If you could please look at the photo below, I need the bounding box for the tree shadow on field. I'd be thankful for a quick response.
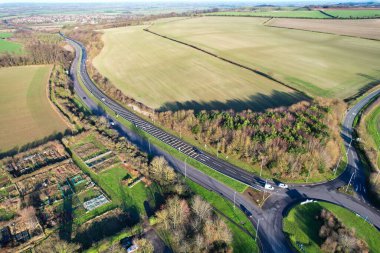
[158,90,309,113]
[344,72,380,102]
[59,195,74,241]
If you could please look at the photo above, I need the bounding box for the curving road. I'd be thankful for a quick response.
[63,33,380,253]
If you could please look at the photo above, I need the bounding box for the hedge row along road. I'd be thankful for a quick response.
[63,33,380,253]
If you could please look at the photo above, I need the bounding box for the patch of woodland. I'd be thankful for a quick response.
[0,30,73,69]
[155,194,232,253]
[318,209,369,253]
[157,98,346,180]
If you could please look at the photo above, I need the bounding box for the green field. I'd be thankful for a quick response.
[207,10,331,19]
[365,104,380,167]
[324,9,380,19]
[97,166,158,216]
[149,16,380,99]
[0,65,68,152]
[0,32,23,54]
[93,25,304,112]
[0,32,12,39]
[283,202,380,253]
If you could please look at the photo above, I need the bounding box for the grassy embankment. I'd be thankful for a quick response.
[0,65,68,152]
[365,105,380,167]
[283,202,380,253]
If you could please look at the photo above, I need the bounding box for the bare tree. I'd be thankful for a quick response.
[134,238,154,253]
[150,157,176,185]
[192,196,212,232]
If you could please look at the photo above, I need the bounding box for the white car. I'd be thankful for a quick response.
[101,97,105,102]
[110,121,115,126]
[278,183,288,189]
[264,183,274,190]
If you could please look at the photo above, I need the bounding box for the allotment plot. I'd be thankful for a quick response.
[0,65,69,151]
[150,16,380,99]
[93,25,304,112]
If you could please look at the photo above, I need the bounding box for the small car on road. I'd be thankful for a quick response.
[278,183,288,189]
[264,183,274,190]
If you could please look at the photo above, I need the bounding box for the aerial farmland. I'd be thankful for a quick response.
[93,25,304,112]
[148,16,380,99]
[1,2,380,253]
[0,65,69,151]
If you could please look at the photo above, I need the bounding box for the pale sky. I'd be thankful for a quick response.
[0,0,376,3]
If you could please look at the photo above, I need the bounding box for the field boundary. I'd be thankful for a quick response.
[204,12,380,20]
[46,65,73,131]
[265,19,380,42]
[318,10,337,18]
[204,14,332,20]
[144,28,309,98]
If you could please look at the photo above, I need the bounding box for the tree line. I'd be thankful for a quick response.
[156,98,346,181]
[0,30,73,69]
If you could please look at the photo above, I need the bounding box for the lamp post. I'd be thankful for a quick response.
[255,218,262,242]
[233,191,237,210]
[184,157,188,179]
[334,156,342,176]
[306,161,314,183]
[346,169,355,192]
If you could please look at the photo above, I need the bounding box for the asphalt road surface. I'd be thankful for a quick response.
[64,34,380,253]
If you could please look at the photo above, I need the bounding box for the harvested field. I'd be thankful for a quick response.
[267,18,380,40]
[149,16,380,98]
[93,25,305,112]
[0,65,69,151]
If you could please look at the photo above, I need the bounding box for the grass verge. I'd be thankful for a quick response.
[283,201,380,253]
[186,179,259,253]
